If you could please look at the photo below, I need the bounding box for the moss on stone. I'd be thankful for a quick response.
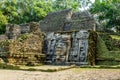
[87,30,98,66]
[96,34,120,65]
[8,22,45,65]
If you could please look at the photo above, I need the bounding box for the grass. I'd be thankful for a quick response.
[25,65,120,72]
[97,51,120,60]
[97,35,109,58]
[110,35,120,41]
[96,35,120,65]
[0,63,76,72]
[109,51,120,60]
[0,63,20,70]
[72,65,120,73]
[0,62,119,72]
[79,65,120,69]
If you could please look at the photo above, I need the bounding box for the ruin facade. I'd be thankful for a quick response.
[0,9,96,65]
[45,30,89,65]
[40,9,95,65]
[0,22,45,65]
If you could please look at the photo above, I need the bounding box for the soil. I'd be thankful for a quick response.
[0,68,120,80]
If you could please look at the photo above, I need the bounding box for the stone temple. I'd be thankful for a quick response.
[0,9,96,65]
[41,9,95,65]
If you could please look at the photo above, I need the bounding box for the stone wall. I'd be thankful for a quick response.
[5,24,21,40]
[39,9,73,32]
[0,22,45,65]
[70,11,95,30]
[40,9,95,32]
[8,22,45,65]
[19,23,30,34]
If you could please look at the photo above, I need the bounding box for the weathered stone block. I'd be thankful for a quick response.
[6,24,21,39]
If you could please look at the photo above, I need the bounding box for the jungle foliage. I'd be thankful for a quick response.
[90,0,120,33]
[96,33,120,65]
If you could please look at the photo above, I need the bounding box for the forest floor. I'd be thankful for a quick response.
[0,67,120,80]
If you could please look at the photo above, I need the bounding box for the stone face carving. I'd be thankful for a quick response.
[45,33,71,63]
[45,30,89,65]
[68,30,89,63]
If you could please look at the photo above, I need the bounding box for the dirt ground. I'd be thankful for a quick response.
[0,68,120,80]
